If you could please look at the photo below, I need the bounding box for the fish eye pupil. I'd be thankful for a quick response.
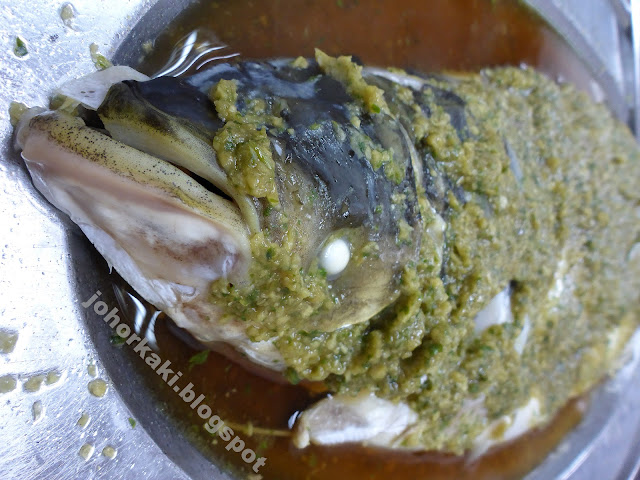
[319,238,350,278]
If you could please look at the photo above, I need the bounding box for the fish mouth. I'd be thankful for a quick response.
[17,107,251,330]
[95,75,262,234]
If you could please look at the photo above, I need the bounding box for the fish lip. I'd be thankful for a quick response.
[19,109,251,286]
[96,75,263,234]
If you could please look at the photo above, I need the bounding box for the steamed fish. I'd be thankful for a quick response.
[14,50,640,455]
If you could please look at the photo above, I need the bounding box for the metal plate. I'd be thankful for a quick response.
[0,1,639,479]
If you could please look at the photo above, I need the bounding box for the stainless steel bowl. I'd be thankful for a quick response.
[1,1,639,479]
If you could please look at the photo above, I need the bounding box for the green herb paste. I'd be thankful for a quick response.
[208,56,640,453]
[210,79,281,204]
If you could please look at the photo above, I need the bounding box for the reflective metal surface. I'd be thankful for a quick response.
[631,0,640,137]
[0,1,639,479]
[0,1,191,478]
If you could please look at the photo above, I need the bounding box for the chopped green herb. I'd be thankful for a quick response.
[128,417,136,428]
[110,334,126,346]
[257,438,270,454]
[284,368,301,385]
[14,37,28,57]
[188,350,210,370]
[89,43,112,70]
[94,54,111,70]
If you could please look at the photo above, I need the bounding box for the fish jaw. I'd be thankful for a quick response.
[16,111,278,358]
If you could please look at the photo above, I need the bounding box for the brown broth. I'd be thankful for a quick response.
[131,311,586,480]
[126,1,600,478]
[139,0,598,96]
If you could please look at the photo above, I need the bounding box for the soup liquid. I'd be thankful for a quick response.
[127,1,598,478]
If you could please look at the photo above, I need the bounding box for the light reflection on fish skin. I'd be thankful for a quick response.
[112,281,160,350]
[153,29,241,79]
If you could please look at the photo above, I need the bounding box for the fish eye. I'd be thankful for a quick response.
[319,238,350,278]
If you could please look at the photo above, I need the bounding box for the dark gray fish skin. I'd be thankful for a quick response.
[137,59,424,245]
[125,76,224,140]
[364,71,470,216]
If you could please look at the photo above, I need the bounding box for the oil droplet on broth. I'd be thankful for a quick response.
[0,329,18,354]
[32,400,43,422]
[60,2,75,28]
[88,378,108,398]
[77,411,91,428]
[78,443,95,461]
[0,375,17,393]
[23,374,45,393]
[102,445,117,459]
[45,370,61,385]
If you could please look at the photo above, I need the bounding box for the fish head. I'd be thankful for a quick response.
[15,60,424,361]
